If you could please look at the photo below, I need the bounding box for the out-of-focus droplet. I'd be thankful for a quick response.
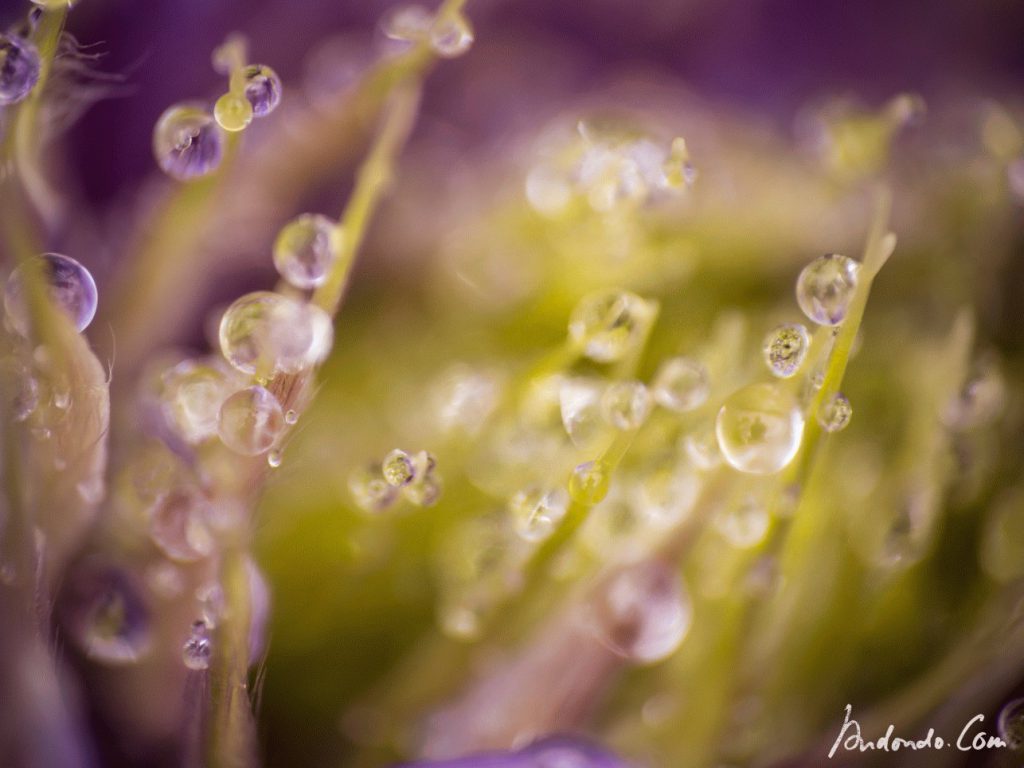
[349,464,398,513]
[509,486,569,542]
[429,12,474,58]
[716,383,805,475]
[219,291,333,376]
[381,4,432,42]
[817,392,852,432]
[404,473,442,507]
[525,164,572,216]
[146,562,184,599]
[182,620,212,671]
[570,460,610,505]
[569,290,655,363]
[683,424,722,471]
[161,358,234,444]
[196,582,225,628]
[213,91,253,132]
[0,357,39,422]
[601,380,651,430]
[652,357,709,412]
[267,448,282,468]
[438,601,482,641]
[560,377,606,448]
[714,496,770,548]
[217,385,285,456]
[637,466,699,528]
[382,449,415,487]
[153,103,226,180]
[795,253,860,326]
[63,566,151,665]
[588,559,692,664]
[4,252,98,335]
[0,33,40,106]
[998,698,1024,751]
[980,488,1024,583]
[242,64,282,117]
[148,487,214,562]
[942,360,1006,430]
[763,323,810,378]
[273,214,341,290]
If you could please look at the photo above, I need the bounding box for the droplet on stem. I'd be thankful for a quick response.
[509,486,569,542]
[4,253,98,336]
[817,392,853,432]
[217,385,285,456]
[652,357,709,412]
[570,460,611,505]
[273,214,341,290]
[153,103,227,180]
[242,64,282,117]
[601,380,651,430]
[214,92,254,132]
[795,253,860,326]
[429,12,474,58]
[568,290,655,363]
[182,620,212,671]
[716,383,805,475]
[762,323,810,378]
[0,33,40,106]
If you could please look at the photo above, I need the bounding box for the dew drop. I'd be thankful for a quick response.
[998,698,1024,751]
[267,448,282,468]
[0,33,40,106]
[637,466,699,528]
[589,560,692,664]
[196,582,226,628]
[217,385,285,456]
[62,566,151,665]
[560,377,606,448]
[242,64,282,117]
[213,91,253,132]
[509,486,569,542]
[182,620,212,671]
[795,253,860,326]
[682,424,722,471]
[161,358,235,444]
[219,291,333,376]
[429,12,474,58]
[716,383,805,475]
[570,460,610,505]
[381,4,432,42]
[431,364,502,436]
[652,357,709,412]
[349,463,398,513]
[4,252,98,335]
[273,214,341,289]
[404,472,442,507]
[145,562,184,599]
[148,487,214,562]
[762,323,810,378]
[714,496,770,548]
[568,290,655,363]
[817,392,852,432]
[601,380,651,431]
[153,103,227,180]
[382,449,415,487]
[284,408,298,425]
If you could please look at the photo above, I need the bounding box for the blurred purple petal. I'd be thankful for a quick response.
[397,736,631,768]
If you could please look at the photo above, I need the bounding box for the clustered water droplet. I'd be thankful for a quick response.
[148,487,215,562]
[160,358,236,444]
[601,380,651,430]
[273,214,341,289]
[652,356,709,412]
[350,450,441,511]
[796,253,860,326]
[0,32,41,106]
[217,384,285,456]
[4,252,98,336]
[182,620,213,670]
[509,486,569,542]
[242,64,282,117]
[817,391,853,432]
[153,103,227,180]
[569,290,655,363]
[213,91,253,132]
[382,448,415,487]
[716,383,805,474]
[762,323,810,378]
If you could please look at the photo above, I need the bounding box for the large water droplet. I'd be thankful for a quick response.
[429,12,474,58]
[817,392,852,432]
[652,356,709,412]
[242,64,282,117]
[716,383,805,474]
[601,380,651,430]
[219,291,333,376]
[588,560,692,664]
[273,214,341,289]
[0,33,40,106]
[570,460,610,505]
[217,385,285,456]
[182,620,212,671]
[795,253,860,326]
[4,252,98,335]
[560,377,606,448]
[762,323,810,378]
[148,487,214,562]
[509,486,569,542]
[568,291,654,363]
[153,103,227,180]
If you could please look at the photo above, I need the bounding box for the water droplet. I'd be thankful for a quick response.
[0,33,40,106]
[942,360,1006,430]
[714,496,770,548]
[219,291,333,376]
[182,620,212,671]
[404,472,442,507]
[217,385,285,456]
[568,290,655,363]
[588,560,692,664]
[429,12,474,58]
[4,252,98,335]
[601,380,651,430]
[637,466,699,528]
[242,64,282,117]
[998,698,1024,751]
[525,164,572,216]
[795,253,860,326]
[716,383,805,475]
[817,392,852,432]
[349,463,398,513]
[267,448,283,468]
[62,566,151,665]
[382,449,415,487]
[196,582,226,628]
[762,323,810,378]
[161,358,235,443]
[273,214,341,290]
[153,103,227,180]
[682,424,722,471]
[560,377,606,448]
[570,460,610,505]
[148,487,214,562]
[145,562,184,599]
[213,91,253,132]
[509,486,569,542]
[431,365,502,436]
[652,357,709,412]
[52,386,71,410]
[438,601,482,641]
[284,408,298,425]
[381,4,432,42]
